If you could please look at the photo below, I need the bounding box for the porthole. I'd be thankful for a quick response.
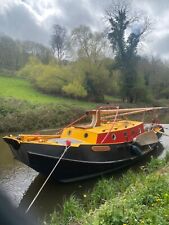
[124,132,128,137]
[67,130,71,136]
[112,133,116,140]
[84,133,88,138]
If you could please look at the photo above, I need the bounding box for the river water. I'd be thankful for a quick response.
[0,126,169,222]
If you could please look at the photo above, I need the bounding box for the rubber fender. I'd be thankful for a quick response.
[151,124,164,139]
[130,144,143,156]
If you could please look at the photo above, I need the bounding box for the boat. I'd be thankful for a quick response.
[3,106,166,182]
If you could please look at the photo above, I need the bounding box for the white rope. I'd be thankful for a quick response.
[101,106,119,144]
[25,145,70,214]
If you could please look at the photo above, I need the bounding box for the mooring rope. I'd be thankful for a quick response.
[25,144,71,214]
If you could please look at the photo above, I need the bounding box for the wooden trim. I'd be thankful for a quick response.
[91,145,111,152]
[87,107,167,115]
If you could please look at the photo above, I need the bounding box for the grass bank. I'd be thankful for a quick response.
[0,76,96,133]
[0,76,96,108]
[46,156,169,225]
[0,98,85,133]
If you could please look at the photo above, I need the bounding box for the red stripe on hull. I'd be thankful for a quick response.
[97,124,144,144]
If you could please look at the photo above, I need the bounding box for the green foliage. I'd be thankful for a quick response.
[63,80,87,97]
[138,57,169,101]
[35,65,67,94]
[18,56,42,80]
[107,5,148,103]
[0,36,23,70]
[18,57,72,96]
[0,36,53,71]
[71,59,110,102]
[84,178,117,210]
[47,196,84,225]
[89,175,169,225]
[159,88,169,99]
[145,156,168,173]
[85,158,169,225]
[18,55,111,101]
[1,29,169,104]
[0,76,96,108]
[0,97,84,132]
[48,157,169,225]
[62,196,84,224]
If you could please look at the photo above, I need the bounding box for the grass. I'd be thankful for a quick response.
[0,76,96,132]
[46,156,169,225]
[0,76,97,109]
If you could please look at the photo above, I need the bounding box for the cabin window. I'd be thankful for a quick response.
[112,133,116,140]
[84,133,88,138]
[67,130,71,136]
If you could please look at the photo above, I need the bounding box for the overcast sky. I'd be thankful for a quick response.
[0,0,169,59]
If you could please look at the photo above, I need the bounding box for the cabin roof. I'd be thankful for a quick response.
[64,120,143,134]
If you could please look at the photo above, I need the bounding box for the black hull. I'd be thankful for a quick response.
[27,152,149,182]
[4,138,160,182]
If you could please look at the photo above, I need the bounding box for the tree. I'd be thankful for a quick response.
[21,41,53,64]
[0,36,22,70]
[106,2,149,102]
[71,25,108,62]
[50,24,67,62]
[71,25,110,102]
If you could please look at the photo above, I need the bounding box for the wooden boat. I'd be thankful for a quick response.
[3,106,166,182]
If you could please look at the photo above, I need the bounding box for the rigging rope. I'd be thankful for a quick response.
[101,106,119,144]
[25,144,71,214]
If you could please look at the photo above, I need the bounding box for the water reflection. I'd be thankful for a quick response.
[19,174,97,219]
[0,138,38,206]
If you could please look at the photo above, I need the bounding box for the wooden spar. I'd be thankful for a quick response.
[100,107,167,120]
[87,107,168,116]
[101,109,146,120]
[84,107,168,127]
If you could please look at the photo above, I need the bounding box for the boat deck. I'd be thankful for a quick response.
[47,138,84,145]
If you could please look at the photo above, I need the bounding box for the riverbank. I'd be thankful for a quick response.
[46,155,169,225]
[1,97,169,133]
[0,97,86,133]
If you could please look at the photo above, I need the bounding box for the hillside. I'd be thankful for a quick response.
[0,76,96,109]
[0,76,98,132]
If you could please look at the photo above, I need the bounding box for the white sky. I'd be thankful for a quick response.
[0,0,169,59]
